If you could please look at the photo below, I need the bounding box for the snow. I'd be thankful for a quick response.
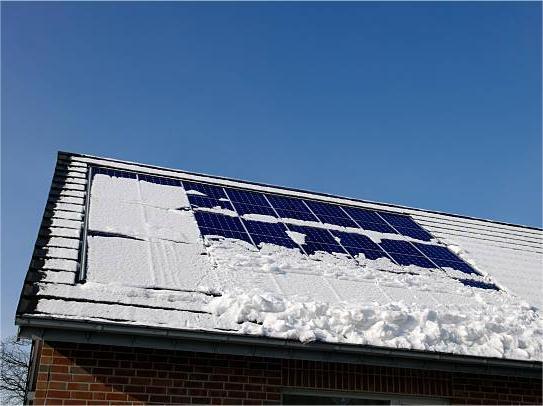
[206,290,541,360]
[31,159,543,363]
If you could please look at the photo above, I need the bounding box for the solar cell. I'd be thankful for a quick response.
[231,201,277,216]
[287,225,346,255]
[183,181,228,200]
[378,212,432,241]
[193,211,252,244]
[378,212,420,229]
[331,231,389,260]
[186,195,234,211]
[386,253,435,268]
[342,207,398,234]
[379,239,423,256]
[266,195,319,222]
[413,243,460,262]
[224,188,270,206]
[434,259,478,275]
[304,201,359,228]
[139,174,182,186]
[394,226,433,241]
[242,220,299,249]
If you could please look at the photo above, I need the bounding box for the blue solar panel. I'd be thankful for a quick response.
[379,239,423,256]
[304,201,359,228]
[386,253,435,268]
[342,207,398,234]
[378,212,432,241]
[224,188,270,206]
[183,181,228,200]
[331,231,389,260]
[266,195,319,222]
[193,211,252,244]
[187,195,234,211]
[139,174,182,186]
[224,189,277,217]
[394,226,432,241]
[459,279,498,290]
[231,201,277,216]
[379,212,420,229]
[435,259,478,275]
[413,243,460,262]
[287,225,346,255]
[242,220,299,249]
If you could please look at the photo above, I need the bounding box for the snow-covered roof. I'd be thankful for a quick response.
[16,152,543,363]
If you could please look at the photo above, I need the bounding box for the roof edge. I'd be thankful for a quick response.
[57,150,542,232]
[17,316,542,378]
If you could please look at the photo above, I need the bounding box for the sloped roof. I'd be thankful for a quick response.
[16,152,543,364]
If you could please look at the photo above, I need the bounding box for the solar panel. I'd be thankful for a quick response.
[379,239,436,268]
[387,253,435,268]
[342,207,398,234]
[183,181,228,200]
[435,259,478,275]
[266,195,319,222]
[223,189,277,217]
[225,188,270,206]
[413,243,461,262]
[412,243,478,275]
[139,174,182,186]
[331,231,389,260]
[378,212,432,241]
[304,201,359,228]
[193,211,252,244]
[183,181,234,210]
[242,220,299,249]
[287,225,346,255]
[181,180,485,281]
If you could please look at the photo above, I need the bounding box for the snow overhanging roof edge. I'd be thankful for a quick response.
[17,316,543,378]
[57,150,542,232]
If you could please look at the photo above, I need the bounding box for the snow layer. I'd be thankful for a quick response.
[207,290,541,360]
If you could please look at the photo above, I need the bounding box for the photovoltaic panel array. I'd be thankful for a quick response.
[90,169,493,289]
[182,180,481,275]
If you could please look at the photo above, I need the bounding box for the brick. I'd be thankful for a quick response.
[70,391,93,400]
[47,390,70,399]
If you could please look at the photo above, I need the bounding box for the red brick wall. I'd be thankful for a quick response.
[32,341,542,405]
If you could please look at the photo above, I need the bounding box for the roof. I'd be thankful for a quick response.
[16,151,543,368]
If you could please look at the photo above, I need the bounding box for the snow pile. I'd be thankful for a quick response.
[207,289,542,360]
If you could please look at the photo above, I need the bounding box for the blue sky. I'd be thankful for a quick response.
[1,2,541,337]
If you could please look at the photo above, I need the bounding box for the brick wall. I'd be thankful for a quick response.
[32,341,542,405]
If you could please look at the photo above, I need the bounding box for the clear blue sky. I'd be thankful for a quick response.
[1,2,541,337]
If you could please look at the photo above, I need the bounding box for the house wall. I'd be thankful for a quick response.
[32,341,542,405]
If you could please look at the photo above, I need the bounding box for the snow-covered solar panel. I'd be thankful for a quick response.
[287,224,347,255]
[182,180,486,283]
[330,231,389,260]
[193,211,252,243]
[183,181,234,210]
[242,220,299,249]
